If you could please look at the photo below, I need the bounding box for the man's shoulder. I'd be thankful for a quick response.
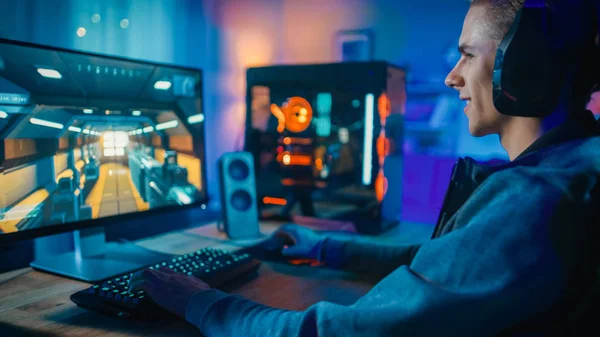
[476,137,600,211]
[495,136,600,179]
[532,136,600,168]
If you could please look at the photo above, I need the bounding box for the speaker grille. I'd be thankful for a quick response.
[228,159,250,181]
[230,190,252,211]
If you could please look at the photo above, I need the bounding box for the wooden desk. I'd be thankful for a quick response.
[0,221,431,337]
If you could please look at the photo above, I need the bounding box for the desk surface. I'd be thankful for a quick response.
[0,221,432,337]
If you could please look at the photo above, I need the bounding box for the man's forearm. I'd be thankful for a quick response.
[321,238,421,276]
[186,289,304,336]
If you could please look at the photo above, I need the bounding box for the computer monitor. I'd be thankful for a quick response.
[0,38,208,281]
[245,62,406,234]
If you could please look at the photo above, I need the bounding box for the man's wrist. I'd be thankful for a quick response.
[317,237,328,262]
[320,237,346,269]
[184,289,230,328]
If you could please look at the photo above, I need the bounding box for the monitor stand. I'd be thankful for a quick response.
[30,227,174,283]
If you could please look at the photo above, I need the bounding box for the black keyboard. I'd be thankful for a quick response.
[70,247,261,320]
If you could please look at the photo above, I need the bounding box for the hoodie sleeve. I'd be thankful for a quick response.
[320,237,422,277]
[185,168,592,337]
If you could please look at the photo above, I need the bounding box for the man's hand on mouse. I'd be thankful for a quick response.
[274,224,325,261]
[128,267,210,318]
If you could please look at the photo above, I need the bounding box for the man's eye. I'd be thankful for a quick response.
[465,53,475,59]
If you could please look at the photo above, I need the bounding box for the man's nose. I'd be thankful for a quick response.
[445,66,464,90]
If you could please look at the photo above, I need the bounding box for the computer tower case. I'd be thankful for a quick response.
[244,61,406,234]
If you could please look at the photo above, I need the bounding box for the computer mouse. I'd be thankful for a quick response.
[261,234,322,266]
[260,234,294,257]
[242,233,321,266]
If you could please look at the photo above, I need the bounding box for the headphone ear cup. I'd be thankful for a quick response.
[507,62,549,100]
[494,6,567,117]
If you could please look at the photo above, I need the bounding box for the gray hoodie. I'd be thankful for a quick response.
[186,114,600,337]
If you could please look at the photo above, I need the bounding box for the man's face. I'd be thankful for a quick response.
[445,5,510,136]
[586,91,600,115]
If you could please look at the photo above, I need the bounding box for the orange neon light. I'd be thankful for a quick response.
[378,93,391,121]
[315,181,327,188]
[376,136,390,158]
[290,155,311,166]
[263,197,287,206]
[281,178,314,186]
[270,104,286,133]
[277,152,312,166]
[285,97,313,133]
[315,158,323,171]
[375,171,388,202]
[270,96,313,133]
[281,137,313,145]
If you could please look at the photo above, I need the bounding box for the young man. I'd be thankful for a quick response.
[131,1,600,335]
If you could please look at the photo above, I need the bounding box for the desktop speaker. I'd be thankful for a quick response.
[218,151,260,239]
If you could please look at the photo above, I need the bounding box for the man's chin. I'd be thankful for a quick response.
[468,125,493,137]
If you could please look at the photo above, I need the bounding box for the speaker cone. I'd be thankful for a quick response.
[228,159,250,181]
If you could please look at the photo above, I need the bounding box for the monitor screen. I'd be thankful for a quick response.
[0,39,207,236]
[247,84,389,221]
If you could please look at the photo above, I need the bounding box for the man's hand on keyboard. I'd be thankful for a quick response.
[129,267,210,317]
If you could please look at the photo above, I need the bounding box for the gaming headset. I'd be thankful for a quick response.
[492,0,600,118]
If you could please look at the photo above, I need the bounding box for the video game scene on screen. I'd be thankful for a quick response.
[0,41,207,234]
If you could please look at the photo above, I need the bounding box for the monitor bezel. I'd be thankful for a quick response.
[0,38,210,244]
